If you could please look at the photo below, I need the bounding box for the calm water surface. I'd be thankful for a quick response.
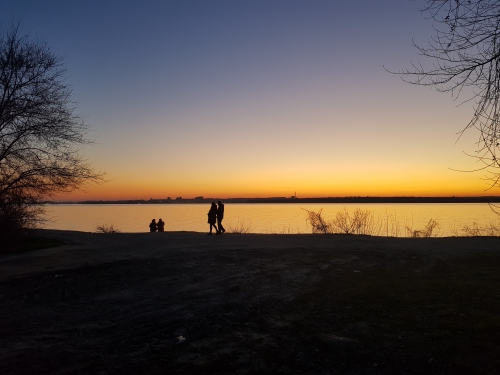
[42,203,499,236]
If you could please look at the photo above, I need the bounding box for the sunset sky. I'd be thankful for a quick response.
[2,0,497,200]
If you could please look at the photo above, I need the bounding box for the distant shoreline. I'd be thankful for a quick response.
[43,196,500,205]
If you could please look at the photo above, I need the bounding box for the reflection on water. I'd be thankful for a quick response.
[42,203,500,237]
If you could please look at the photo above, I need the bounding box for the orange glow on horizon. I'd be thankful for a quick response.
[50,154,500,201]
[51,177,498,201]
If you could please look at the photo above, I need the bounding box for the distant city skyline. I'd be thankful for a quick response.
[47,196,500,205]
[1,0,497,200]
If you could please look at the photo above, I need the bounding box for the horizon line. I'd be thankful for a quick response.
[45,195,500,204]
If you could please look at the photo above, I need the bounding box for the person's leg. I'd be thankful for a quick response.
[209,223,217,234]
[219,219,225,233]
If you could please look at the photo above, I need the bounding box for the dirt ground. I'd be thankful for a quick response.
[1,230,500,375]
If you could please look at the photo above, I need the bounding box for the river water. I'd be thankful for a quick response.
[42,203,500,237]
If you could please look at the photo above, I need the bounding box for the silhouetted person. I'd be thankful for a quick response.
[207,202,218,235]
[217,200,225,234]
[149,219,157,232]
[157,218,165,232]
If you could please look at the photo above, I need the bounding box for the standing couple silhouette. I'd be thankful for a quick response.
[207,201,225,235]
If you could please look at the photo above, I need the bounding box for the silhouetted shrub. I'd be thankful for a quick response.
[304,207,387,236]
[304,208,332,234]
[227,219,252,234]
[451,221,500,237]
[406,219,440,238]
[96,224,120,233]
[304,207,441,237]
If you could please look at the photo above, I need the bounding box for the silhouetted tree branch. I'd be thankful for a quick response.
[392,0,500,190]
[0,23,104,244]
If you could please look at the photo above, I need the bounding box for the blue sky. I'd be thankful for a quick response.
[1,0,490,199]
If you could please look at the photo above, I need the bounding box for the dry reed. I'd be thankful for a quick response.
[303,207,441,237]
[226,218,253,234]
[405,219,440,238]
[450,221,500,237]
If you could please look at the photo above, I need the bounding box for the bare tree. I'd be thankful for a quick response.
[394,0,500,190]
[0,24,103,242]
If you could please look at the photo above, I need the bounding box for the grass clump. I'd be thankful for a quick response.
[96,224,120,233]
[332,207,382,235]
[451,221,500,237]
[304,207,398,236]
[304,207,440,237]
[226,218,252,234]
[406,218,440,238]
[304,207,384,235]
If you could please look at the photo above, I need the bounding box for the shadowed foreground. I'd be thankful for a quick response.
[1,230,500,374]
